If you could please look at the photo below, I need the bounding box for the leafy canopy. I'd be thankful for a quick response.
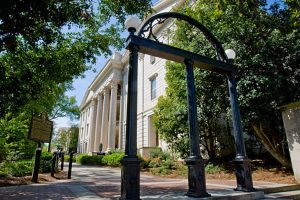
[0,0,152,118]
[154,0,299,165]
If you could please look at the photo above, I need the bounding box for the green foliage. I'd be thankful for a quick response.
[147,150,183,176]
[205,163,224,174]
[52,126,79,152]
[76,154,88,164]
[80,155,103,165]
[76,154,103,165]
[64,155,76,163]
[149,148,171,160]
[138,154,150,168]
[148,149,175,170]
[286,0,300,27]
[39,152,53,173]
[154,0,299,166]
[0,0,152,118]
[0,113,35,161]
[0,160,32,177]
[102,152,125,167]
[76,152,125,166]
[49,95,80,121]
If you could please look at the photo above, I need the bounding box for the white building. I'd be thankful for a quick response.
[78,0,186,156]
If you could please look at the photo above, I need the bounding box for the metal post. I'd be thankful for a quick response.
[120,30,140,200]
[61,152,64,170]
[68,152,73,179]
[56,151,59,168]
[184,59,210,197]
[51,152,56,177]
[32,142,42,183]
[227,73,254,191]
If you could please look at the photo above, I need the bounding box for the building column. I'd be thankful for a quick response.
[118,85,124,149]
[94,94,103,152]
[100,88,110,151]
[88,98,97,153]
[107,81,118,151]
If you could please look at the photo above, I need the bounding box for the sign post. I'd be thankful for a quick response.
[32,142,42,183]
[28,112,53,183]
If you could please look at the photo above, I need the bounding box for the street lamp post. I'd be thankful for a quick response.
[225,49,253,191]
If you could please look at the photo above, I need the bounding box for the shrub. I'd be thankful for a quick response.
[0,160,32,177]
[39,152,53,173]
[76,154,88,164]
[76,154,103,165]
[149,149,171,161]
[161,159,176,170]
[148,149,173,168]
[205,163,224,174]
[102,152,124,167]
[149,157,162,168]
[64,155,76,162]
[138,154,150,168]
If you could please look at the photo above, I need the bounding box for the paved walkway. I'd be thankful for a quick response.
[0,163,292,199]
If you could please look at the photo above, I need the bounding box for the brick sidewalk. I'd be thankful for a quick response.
[0,163,291,200]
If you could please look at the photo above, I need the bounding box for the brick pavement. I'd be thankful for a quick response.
[0,163,291,200]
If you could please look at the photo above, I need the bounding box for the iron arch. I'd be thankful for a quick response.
[138,12,228,62]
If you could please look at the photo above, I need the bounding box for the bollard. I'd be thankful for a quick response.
[32,142,42,183]
[51,152,57,177]
[56,151,59,168]
[61,152,64,170]
[68,152,73,179]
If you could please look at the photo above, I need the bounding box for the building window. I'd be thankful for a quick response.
[150,78,156,100]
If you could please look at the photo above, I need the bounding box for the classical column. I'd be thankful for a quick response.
[100,89,110,151]
[107,81,118,151]
[118,85,124,149]
[94,94,103,152]
[88,98,97,153]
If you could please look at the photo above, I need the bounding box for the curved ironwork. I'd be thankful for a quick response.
[138,12,228,62]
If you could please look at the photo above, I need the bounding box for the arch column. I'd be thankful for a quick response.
[94,94,103,152]
[100,88,110,151]
[107,81,118,151]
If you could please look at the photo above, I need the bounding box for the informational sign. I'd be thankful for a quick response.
[28,113,53,143]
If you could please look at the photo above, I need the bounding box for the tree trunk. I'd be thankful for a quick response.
[252,123,291,168]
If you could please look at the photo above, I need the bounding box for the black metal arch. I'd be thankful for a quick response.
[121,12,254,200]
[138,12,228,62]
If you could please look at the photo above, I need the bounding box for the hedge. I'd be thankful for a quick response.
[76,154,103,165]
[102,152,124,167]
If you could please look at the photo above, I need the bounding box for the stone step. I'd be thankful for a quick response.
[262,189,300,200]
[261,185,300,194]
[142,191,265,200]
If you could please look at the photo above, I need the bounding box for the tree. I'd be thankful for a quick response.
[154,0,299,167]
[52,126,79,152]
[0,113,36,162]
[0,0,152,118]
[0,0,152,162]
